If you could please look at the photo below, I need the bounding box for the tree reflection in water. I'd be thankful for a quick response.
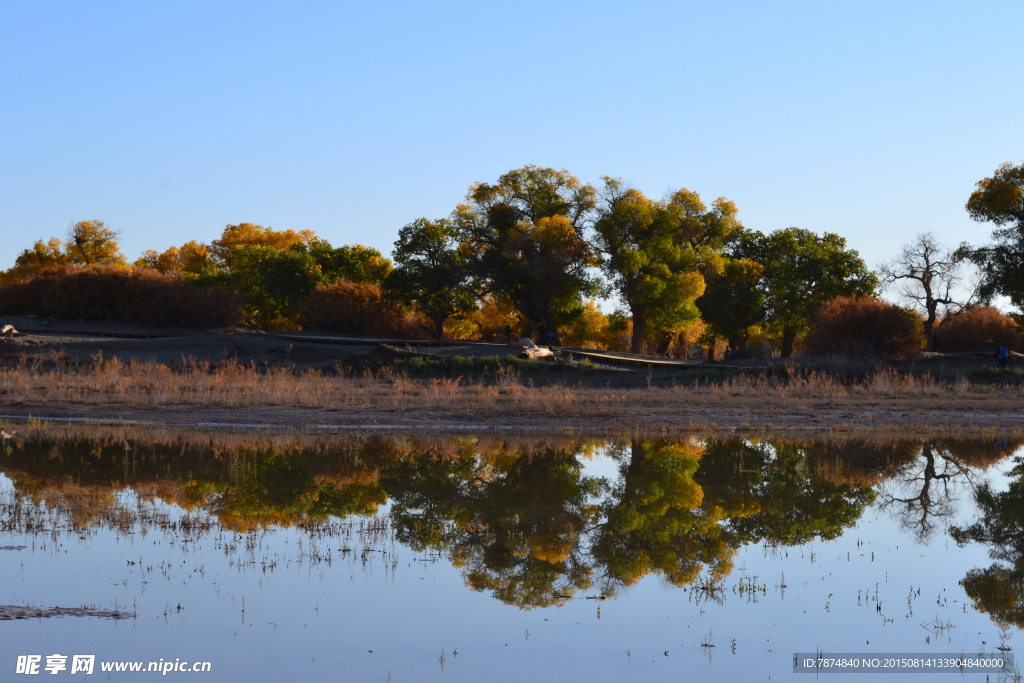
[952,446,1024,629]
[0,428,1018,614]
[874,439,1008,542]
[381,438,883,607]
[592,440,733,591]
[381,441,603,608]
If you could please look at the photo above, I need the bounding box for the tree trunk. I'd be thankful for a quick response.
[655,335,672,356]
[728,335,747,353]
[432,316,445,340]
[706,344,717,361]
[780,328,797,358]
[924,304,937,338]
[630,311,647,354]
[627,439,648,475]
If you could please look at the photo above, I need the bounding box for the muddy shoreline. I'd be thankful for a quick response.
[0,605,136,621]
[2,400,1022,435]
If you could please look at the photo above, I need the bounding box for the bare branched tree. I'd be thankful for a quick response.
[877,232,972,338]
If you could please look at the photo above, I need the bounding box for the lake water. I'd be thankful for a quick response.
[2,427,1023,681]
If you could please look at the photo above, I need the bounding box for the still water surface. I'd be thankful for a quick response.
[1,429,1023,681]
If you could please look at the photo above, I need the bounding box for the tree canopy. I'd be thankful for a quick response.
[594,179,741,353]
[6,164,997,355]
[963,161,1024,310]
[384,218,476,339]
[734,228,878,357]
[2,220,126,285]
[697,257,765,350]
[455,166,601,341]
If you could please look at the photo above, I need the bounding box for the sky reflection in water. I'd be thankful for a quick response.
[1,429,1022,682]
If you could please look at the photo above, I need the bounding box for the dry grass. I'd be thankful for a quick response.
[1,357,593,413]
[1,357,1022,432]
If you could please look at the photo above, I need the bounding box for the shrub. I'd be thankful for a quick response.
[0,265,240,327]
[803,296,923,361]
[298,279,430,339]
[934,306,1023,352]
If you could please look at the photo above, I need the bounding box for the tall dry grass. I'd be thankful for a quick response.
[0,358,1018,421]
[694,368,974,399]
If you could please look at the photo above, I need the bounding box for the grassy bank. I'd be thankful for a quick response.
[1,357,1022,425]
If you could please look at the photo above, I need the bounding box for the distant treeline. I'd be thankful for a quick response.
[2,163,1023,359]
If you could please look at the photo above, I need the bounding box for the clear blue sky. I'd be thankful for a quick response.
[2,0,1022,274]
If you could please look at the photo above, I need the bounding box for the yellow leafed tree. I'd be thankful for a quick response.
[1,221,125,285]
[136,240,214,275]
[211,223,317,269]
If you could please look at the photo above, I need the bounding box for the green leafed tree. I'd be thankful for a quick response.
[233,245,327,328]
[454,166,600,343]
[962,161,1024,311]
[309,242,393,286]
[593,180,742,353]
[384,218,476,339]
[735,228,877,357]
[209,231,393,329]
[696,256,765,352]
